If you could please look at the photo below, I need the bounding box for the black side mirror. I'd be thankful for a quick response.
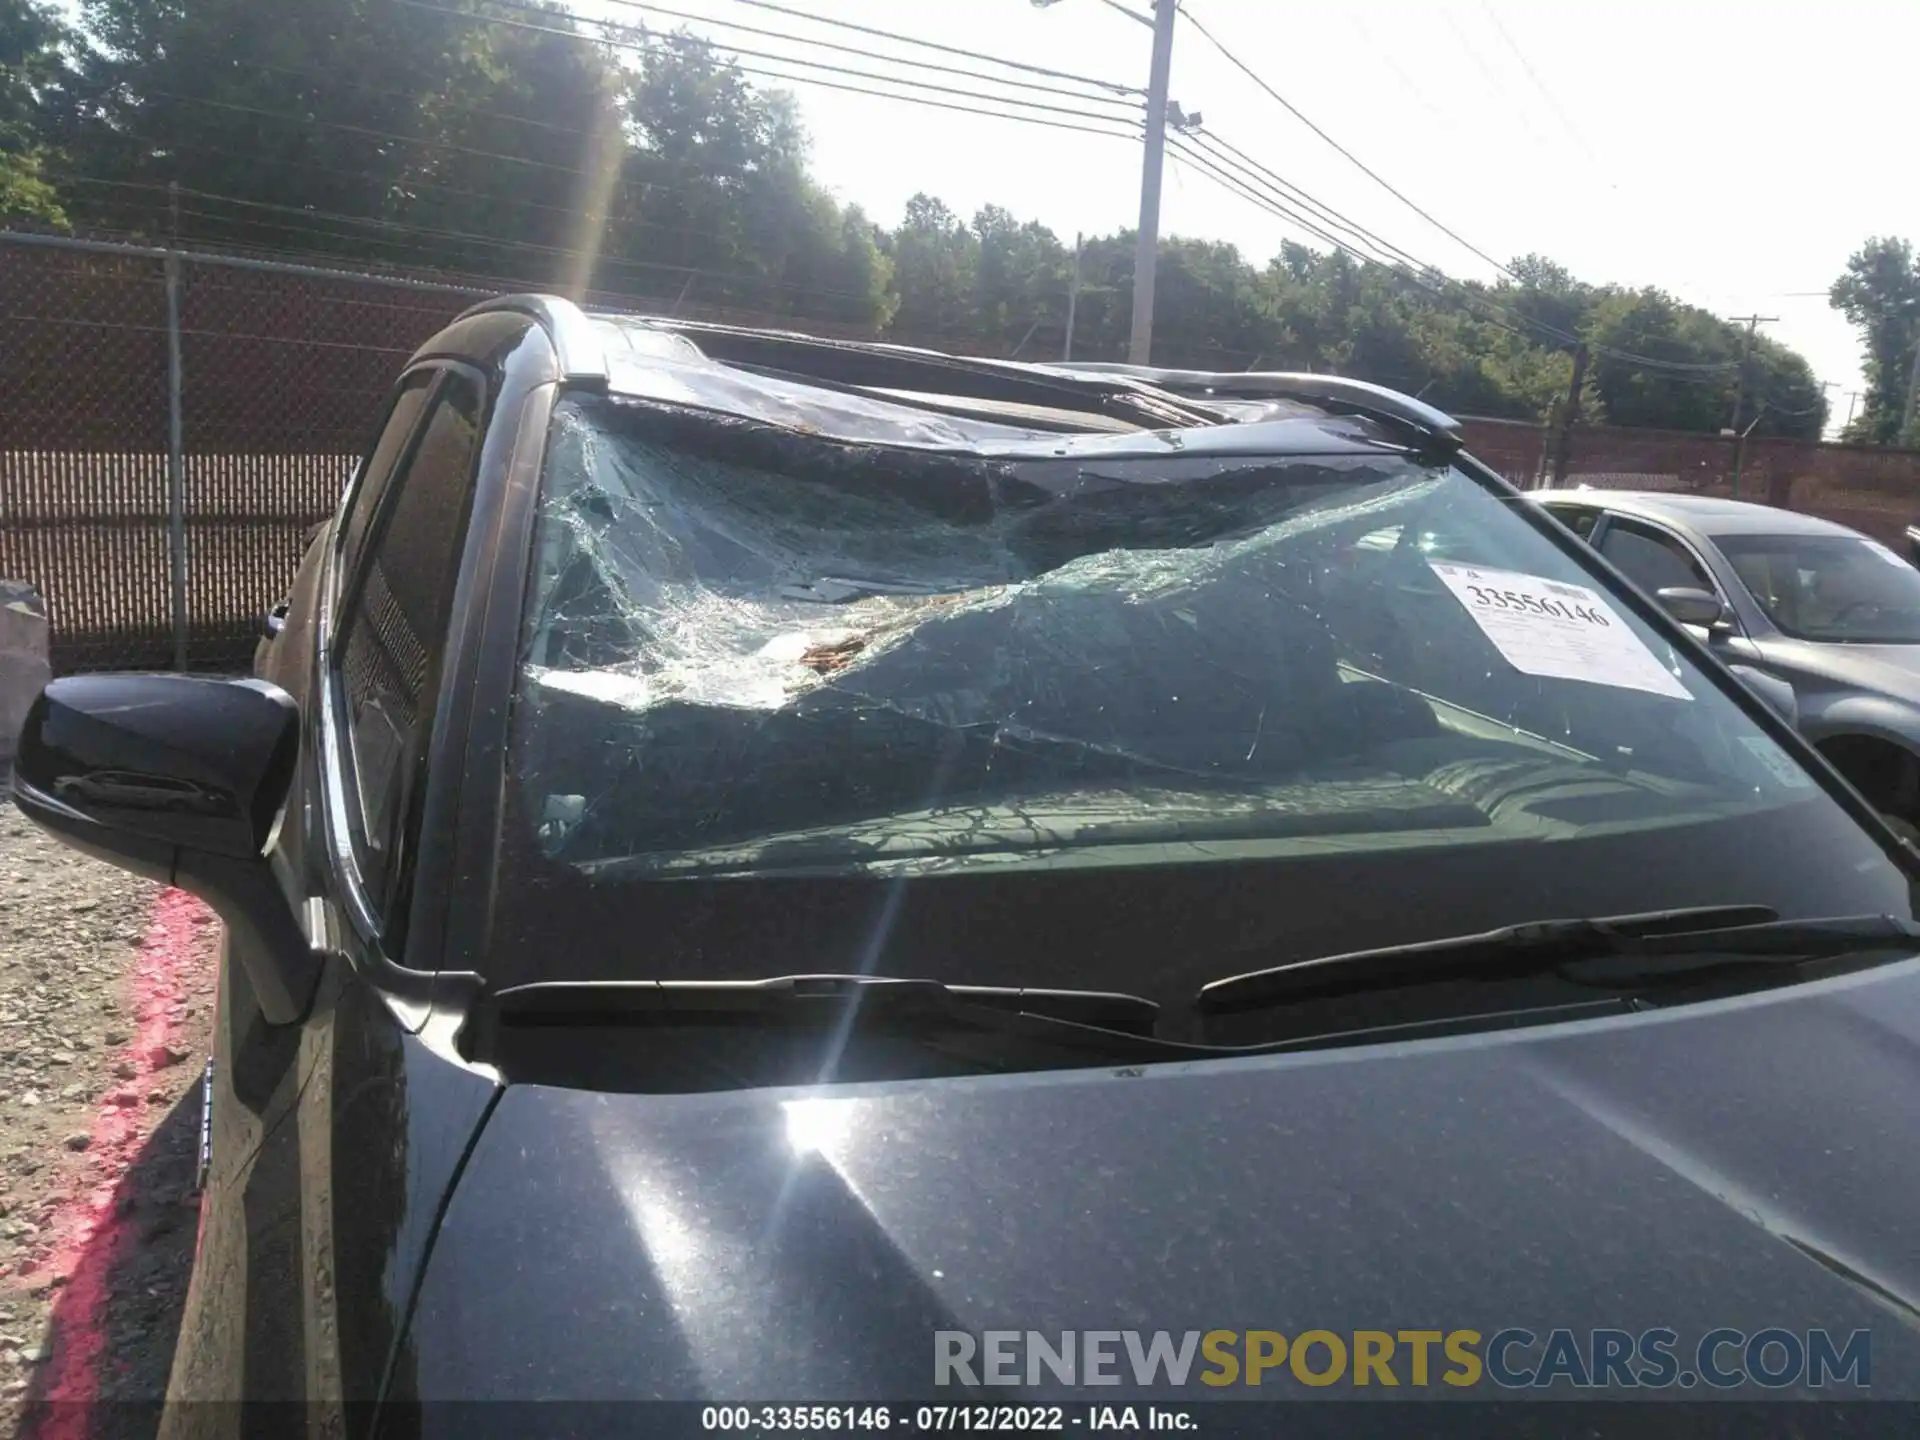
[12,674,322,1024]
[1655,586,1729,631]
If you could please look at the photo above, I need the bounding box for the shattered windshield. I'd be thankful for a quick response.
[502,394,1901,892]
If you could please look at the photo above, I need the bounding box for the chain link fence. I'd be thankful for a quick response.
[0,230,921,674]
[2,232,482,672]
[8,228,1920,675]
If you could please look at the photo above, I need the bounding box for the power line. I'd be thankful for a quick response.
[1167,140,1580,364]
[126,182,888,303]
[1439,8,1541,150]
[688,58,1141,139]
[139,60,1138,193]
[1163,135,1362,268]
[1170,129,1746,380]
[712,0,1144,94]
[147,202,895,322]
[1175,7,1746,377]
[579,0,1139,107]
[161,10,1138,143]
[1164,134,1546,350]
[398,0,1144,135]
[67,123,895,247]
[43,211,645,308]
[135,89,588,177]
[220,60,610,140]
[1339,8,1457,144]
[1171,127,1573,346]
[1473,2,1609,177]
[472,0,1138,118]
[51,166,851,294]
[1176,0,1522,284]
[1186,131,1432,274]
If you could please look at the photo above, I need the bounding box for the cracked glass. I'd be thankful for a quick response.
[498,393,1895,894]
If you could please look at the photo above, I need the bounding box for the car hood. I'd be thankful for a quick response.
[401,961,1920,1404]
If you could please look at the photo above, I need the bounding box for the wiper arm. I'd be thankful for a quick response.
[1196,907,1920,1016]
[483,973,1172,1046]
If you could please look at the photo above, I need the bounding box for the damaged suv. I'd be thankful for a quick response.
[14,298,1920,1430]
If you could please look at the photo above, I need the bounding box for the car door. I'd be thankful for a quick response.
[167,364,503,1435]
[1586,512,1809,727]
[1592,514,1724,607]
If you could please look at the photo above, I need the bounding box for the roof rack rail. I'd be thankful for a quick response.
[599,314,1226,430]
[452,294,608,386]
[1039,363,1462,442]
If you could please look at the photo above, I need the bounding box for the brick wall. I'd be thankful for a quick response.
[1458,415,1920,550]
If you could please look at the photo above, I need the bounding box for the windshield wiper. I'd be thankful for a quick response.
[1196,907,1920,1016]
[492,973,1156,1029]
[473,973,1202,1062]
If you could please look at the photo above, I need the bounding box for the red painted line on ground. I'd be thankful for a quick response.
[25,887,210,1436]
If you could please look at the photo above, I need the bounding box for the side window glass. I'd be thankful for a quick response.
[1550,506,1602,541]
[1599,520,1712,596]
[337,372,485,915]
[339,372,435,582]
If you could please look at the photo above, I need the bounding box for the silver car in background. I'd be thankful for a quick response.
[1538,490,1920,840]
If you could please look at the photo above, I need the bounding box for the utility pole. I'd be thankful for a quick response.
[1731,406,1766,499]
[1129,0,1177,366]
[1549,342,1589,488]
[1063,233,1082,362]
[1727,314,1778,436]
[1845,390,1862,429]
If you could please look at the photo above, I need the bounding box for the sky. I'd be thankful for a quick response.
[578,0,1919,436]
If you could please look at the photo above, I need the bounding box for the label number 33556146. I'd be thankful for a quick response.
[1459,583,1610,628]
[1428,561,1692,701]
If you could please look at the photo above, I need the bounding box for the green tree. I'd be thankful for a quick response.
[1139,236,1282,370]
[19,0,1833,414]
[885,194,979,345]
[970,204,1068,356]
[607,32,887,325]
[1830,237,1920,445]
[1582,289,1737,433]
[1,0,73,224]
[66,0,490,254]
[396,7,627,286]
[1497,255,1590,352]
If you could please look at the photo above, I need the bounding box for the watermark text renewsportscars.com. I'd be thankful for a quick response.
[934,1328,1872,1390]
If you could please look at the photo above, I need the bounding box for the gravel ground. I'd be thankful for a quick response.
[0,805,218,1435]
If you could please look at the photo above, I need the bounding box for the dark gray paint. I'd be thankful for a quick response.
[403,959,1920,1405]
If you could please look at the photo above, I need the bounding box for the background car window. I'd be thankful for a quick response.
[1598,519,1714,596]
[338,371,434,583]
[337,371,484,916]
[1719,532,1920,643]
[1543,504,1603,540]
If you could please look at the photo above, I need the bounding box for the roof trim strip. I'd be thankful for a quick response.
[452,294,608,387]
[1042,363,1462,439]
